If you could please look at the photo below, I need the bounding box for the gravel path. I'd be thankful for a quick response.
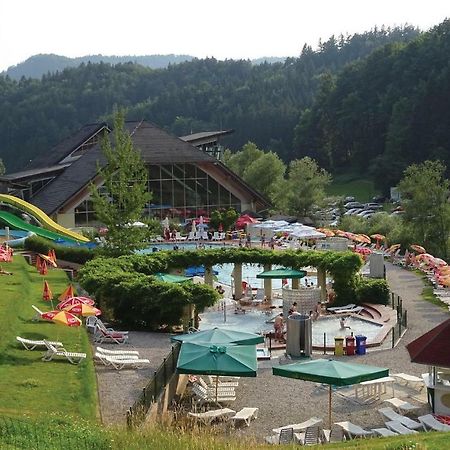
[95,262,449,434]
[230,263,448,440]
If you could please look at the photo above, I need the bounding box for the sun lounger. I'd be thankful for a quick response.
[196,379,236,394]
[231,407,258,427]
[378,407,423,430]
[392,373,424,390]
[418,414,450,432]
[273,417,322,434]
[95,352,139,366]
[384,397,420,414]
[322,424,346,443]
[188,408,236,425]
[96,346,140,357]
[42,340,86,364]
[303,425,322,445]
[98,354,150,370]
[371,427,398,437]
[16,336,63,350]
[206,375,239,387]
[327,304,356,312]
[191,383,236,404]
[385,420,418,435]
[94,327,129,344]
[265,428,294,445]
[334,421,372,438]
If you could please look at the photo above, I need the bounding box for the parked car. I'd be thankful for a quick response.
[365,203,383,210]
[344,208,363,216]
[345,196,355,202]
[344,202,364,209]
[359,210,375,218]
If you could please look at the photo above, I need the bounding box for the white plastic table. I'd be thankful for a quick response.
[355,376,395,402]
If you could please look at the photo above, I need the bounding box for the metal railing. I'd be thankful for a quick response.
[127,342,181,428]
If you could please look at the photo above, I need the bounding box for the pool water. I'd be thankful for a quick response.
[310,316,383,346]
[199,310,383,346]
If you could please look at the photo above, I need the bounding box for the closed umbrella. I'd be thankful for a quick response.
[59,284,75,301]
[317,228,335,237]
[42,280,53,302]
[273,359,388,428]
[171,327,264,346]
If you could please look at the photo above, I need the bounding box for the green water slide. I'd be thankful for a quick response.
[0,211,77,243]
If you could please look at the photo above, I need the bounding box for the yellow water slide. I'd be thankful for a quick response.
[0,194,89,243]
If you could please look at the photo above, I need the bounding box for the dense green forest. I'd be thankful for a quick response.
[0,24,429,176]
[294,20,450,192]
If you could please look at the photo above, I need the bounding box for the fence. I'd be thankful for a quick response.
[390,291,408,348]
[0,416,110,449]
[127,342,181,428]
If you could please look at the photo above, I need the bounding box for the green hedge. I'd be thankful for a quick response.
[78,248,363,329]
[24,236,95,264]
[356,277,390,305]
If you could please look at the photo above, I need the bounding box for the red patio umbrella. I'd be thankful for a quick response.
[42,280,53,302]
[57,296,95,310]
[406,318,450,368]
[64,303,101,317]
[39,260,48,275]
[58,284,75,301]
[235,214,258,229]
[51,310,82,327]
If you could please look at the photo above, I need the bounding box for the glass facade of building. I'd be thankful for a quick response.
[74,163,242,226]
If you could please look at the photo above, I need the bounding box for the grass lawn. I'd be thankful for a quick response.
[0,254,98,420]
[327,173,380,202]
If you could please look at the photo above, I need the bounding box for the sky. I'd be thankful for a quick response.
[1,0,448,71]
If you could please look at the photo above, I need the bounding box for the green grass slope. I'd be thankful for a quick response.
[327,173,380,202]
[0,255,97,419]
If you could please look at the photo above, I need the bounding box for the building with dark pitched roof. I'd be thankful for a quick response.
[5,121,270,228]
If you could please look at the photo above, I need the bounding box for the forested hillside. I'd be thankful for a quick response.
[0,26,421,172]
[294,20,450,193]
[3,54,195,80]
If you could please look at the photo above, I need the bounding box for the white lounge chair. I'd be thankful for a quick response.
[97,354,150,370]
[385,420,418,435]
[16,336,63,350]
[265,428,294,445]
[196,379,236,395]
[95,352,139,366]
[175,231,187,241]
[384,397,420,414]
[303,425,322,445]
[187,231,195,241]
[378,407,423,430]
[231,407,258,427]
[96,347,140,357]
[327,304,356,312]
[392,373,424,391]
[273,417,322,434]
[418,414,450,432]
[188,408,236,425]
[42,340,86,364]
[31,304,45,321]
[191,383,236,404]
[371,427,398,437]
[323,425,346,443]
[206,375,239,387]
[334,421,372,439]
[211,232,220,241]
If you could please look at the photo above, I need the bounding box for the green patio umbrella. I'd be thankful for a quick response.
[171,327,264,346]
[153,272,192,283]
[177,342,257,403]
[273,359,389,428]
[256,268,306,279]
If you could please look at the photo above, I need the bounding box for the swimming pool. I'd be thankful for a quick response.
[199,309,384,346]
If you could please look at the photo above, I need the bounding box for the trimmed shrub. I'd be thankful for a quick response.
[24,236,95,264]
[356,277,390,305]
[78,248,363,328]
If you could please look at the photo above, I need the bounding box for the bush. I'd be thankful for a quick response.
[356,277,390,305]
[24,236,95,264]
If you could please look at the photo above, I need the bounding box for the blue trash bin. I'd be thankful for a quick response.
[355,335,367,355]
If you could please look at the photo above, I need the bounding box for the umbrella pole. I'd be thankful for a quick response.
[216,375,219,407]
[329,385,332,429]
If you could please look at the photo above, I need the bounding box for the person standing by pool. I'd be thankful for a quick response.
[274,313,284,341]
[340,317,351,330]
[246,233,251,247]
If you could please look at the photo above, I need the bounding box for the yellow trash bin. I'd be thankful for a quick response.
[334,337,345,356]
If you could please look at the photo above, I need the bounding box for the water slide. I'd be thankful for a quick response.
[0,211,78,243]
[0,194,89,243]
